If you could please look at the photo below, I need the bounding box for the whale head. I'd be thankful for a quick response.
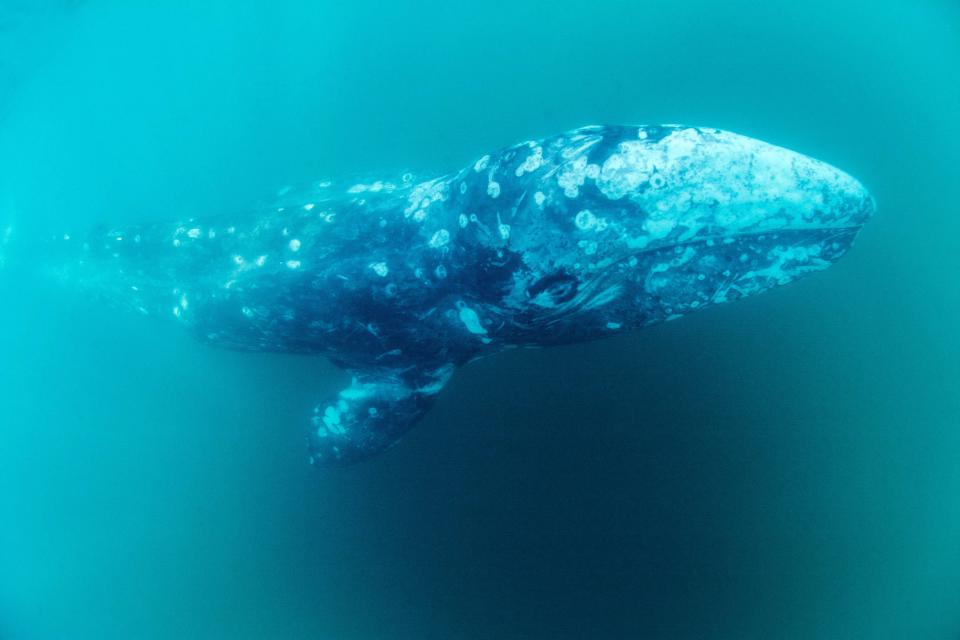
[466,125,874,341]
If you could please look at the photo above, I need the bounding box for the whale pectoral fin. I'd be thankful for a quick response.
[308,364,455,465]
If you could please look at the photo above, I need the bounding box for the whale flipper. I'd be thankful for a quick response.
[308,364,454,464]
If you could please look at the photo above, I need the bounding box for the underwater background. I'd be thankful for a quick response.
[1,1,958,638]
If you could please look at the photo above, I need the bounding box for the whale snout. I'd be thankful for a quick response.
[764,158,874,270]
[839,180,876,230]
[799,156,875,232]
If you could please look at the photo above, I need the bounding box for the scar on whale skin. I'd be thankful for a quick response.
[31,125,875,465]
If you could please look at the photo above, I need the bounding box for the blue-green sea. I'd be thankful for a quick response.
[1,1,959,638]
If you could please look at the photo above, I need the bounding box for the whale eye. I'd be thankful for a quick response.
[527,272,579,307]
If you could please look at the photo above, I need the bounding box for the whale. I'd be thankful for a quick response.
[8,125,874,464]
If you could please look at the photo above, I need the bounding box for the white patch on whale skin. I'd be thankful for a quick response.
[319,405,346,436]
[369,262,389,277]
[557,156,589,198]
[738,243,830,286]
[582,285,623,310]
[515,146,543,177]
[456,302,487,336]
[428,229,450,248]
[496,213,511,240]
[577,240,598,255]
[404,178,447,220]
[574,209,607,232]
[643,217,676,238]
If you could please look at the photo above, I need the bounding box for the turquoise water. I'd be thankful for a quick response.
[1,1,959,638]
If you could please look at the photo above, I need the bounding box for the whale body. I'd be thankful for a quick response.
[23,125,875,464]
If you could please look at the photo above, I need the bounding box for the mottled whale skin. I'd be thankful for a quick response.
[36,125,874,464]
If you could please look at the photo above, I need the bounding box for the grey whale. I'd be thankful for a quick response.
[22,125,875,464]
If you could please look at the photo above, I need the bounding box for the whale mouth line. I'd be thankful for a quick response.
[636,223,868,258]
[620,225,866,278]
